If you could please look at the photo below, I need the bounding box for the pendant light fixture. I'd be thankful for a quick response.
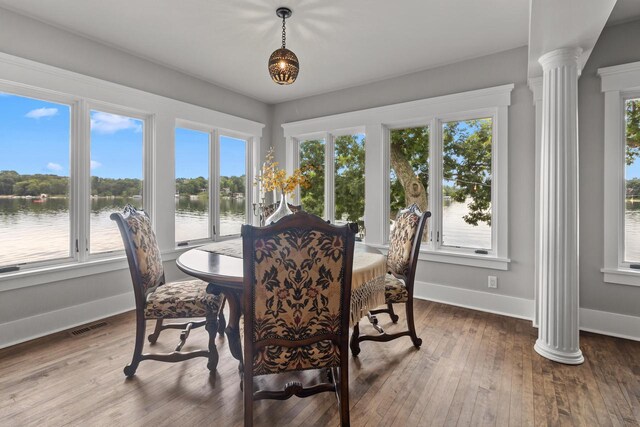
[268,7,299,85]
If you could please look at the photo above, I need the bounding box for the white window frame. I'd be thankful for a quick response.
[174,121,255,246]
[599,60,640,287]
[284,84,512,270]
[290,127,365,224]
[174,121,214,246]
[0,82,79,270]
[86,102,154,259]
[0,51,264,292]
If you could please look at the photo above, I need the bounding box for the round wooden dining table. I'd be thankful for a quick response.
[176,239,386,377]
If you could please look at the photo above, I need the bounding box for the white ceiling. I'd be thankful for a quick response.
[0,0,531,103]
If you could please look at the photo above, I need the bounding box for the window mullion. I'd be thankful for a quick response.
[325,132,335,222]
[211,129,220,241]
[75,99,90,261]
[431,117,443,251]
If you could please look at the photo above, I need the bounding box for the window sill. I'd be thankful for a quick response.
[601,267,640,287]
[0,248,188,293]
[365,243,510,270]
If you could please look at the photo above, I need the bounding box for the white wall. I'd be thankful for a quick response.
[579,20,640,317]
[272,47,537,308]
[0,8,271,347]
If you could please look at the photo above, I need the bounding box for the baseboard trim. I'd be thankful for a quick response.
[579,307,640,342]
[2,282,638,350]
[413,280,535,321]
[0,292,134,350]
[413,280,640,342]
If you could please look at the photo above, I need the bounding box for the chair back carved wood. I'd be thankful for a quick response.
[242,211,355,426]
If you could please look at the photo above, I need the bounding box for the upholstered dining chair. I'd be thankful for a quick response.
[241,211,356,427]
[111,205,226,377]
[350,204,430,355]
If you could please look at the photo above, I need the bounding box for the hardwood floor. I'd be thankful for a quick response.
[1,300,639,426]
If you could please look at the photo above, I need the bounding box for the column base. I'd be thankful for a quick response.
[534,339,584,365]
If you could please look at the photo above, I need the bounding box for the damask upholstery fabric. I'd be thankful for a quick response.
[249,229,346,375]
[144,279,223,319]
[254,341,341,376]
[123,212,164,295]
[386,209,420,277]
[384,274,408,304]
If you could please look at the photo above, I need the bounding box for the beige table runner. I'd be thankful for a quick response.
[200,239,387,325]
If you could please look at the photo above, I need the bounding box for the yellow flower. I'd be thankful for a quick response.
[254,147,311,196]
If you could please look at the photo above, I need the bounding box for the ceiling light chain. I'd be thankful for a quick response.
[281,15,287,49]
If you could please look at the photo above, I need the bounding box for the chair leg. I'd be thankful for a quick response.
[244,375,253,427]
[124,314,145,377]
[406,299,422,348]
[349,322,361,357]
[205,314,220,373]
[147,318,163,344]
[339,366,350,427]
[388,302,399,323]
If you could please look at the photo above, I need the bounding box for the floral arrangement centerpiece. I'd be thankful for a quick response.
[255,147,311,223]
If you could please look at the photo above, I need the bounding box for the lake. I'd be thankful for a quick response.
[2,198,640,267]
[0,196,245,266]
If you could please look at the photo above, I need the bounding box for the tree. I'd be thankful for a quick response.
[443,119,492,226]
[627,98,640,165]
[299,139,325,217]
[335,135,365,228]
[390,127,429,216]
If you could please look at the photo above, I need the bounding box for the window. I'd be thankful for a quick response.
[284,84,511,269]
[175,127,210,244]
[299,138,325,218]
[600,61,640,285]
[0,55,263,288]
[218,135,247,237]
[0,92,72,268]
[90,110,145,254]
[389,126,429,241]
[441,118,492,250]
[334,133,365,235]
[625,98,640,264]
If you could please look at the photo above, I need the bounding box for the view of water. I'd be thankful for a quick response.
[0,196,245,266]
[2,198,640,267]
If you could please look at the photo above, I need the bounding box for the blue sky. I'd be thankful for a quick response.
[175,128,246,178]
[0,93,247,179]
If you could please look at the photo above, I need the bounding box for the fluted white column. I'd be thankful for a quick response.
[534,48,584,365]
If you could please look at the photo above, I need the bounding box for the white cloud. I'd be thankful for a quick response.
[25,107,58,119]
[46,162,63,172]
[90,160,102,170]
[91,112,141,134]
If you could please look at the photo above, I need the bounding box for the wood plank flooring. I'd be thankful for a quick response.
[1,300,639,426]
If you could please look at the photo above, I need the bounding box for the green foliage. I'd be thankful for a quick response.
[390,127,429,216]
[0,170,69,196]
[220,175,246,195]
[299,139,325,217]
[443,119,492,226]
[335,135,365,228]
[627,99,640,166]
[176,176,207,195]
[627,178,640,197]
[91,176,141,197]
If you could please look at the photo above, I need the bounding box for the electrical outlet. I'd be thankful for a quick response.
[488,276,497,289]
